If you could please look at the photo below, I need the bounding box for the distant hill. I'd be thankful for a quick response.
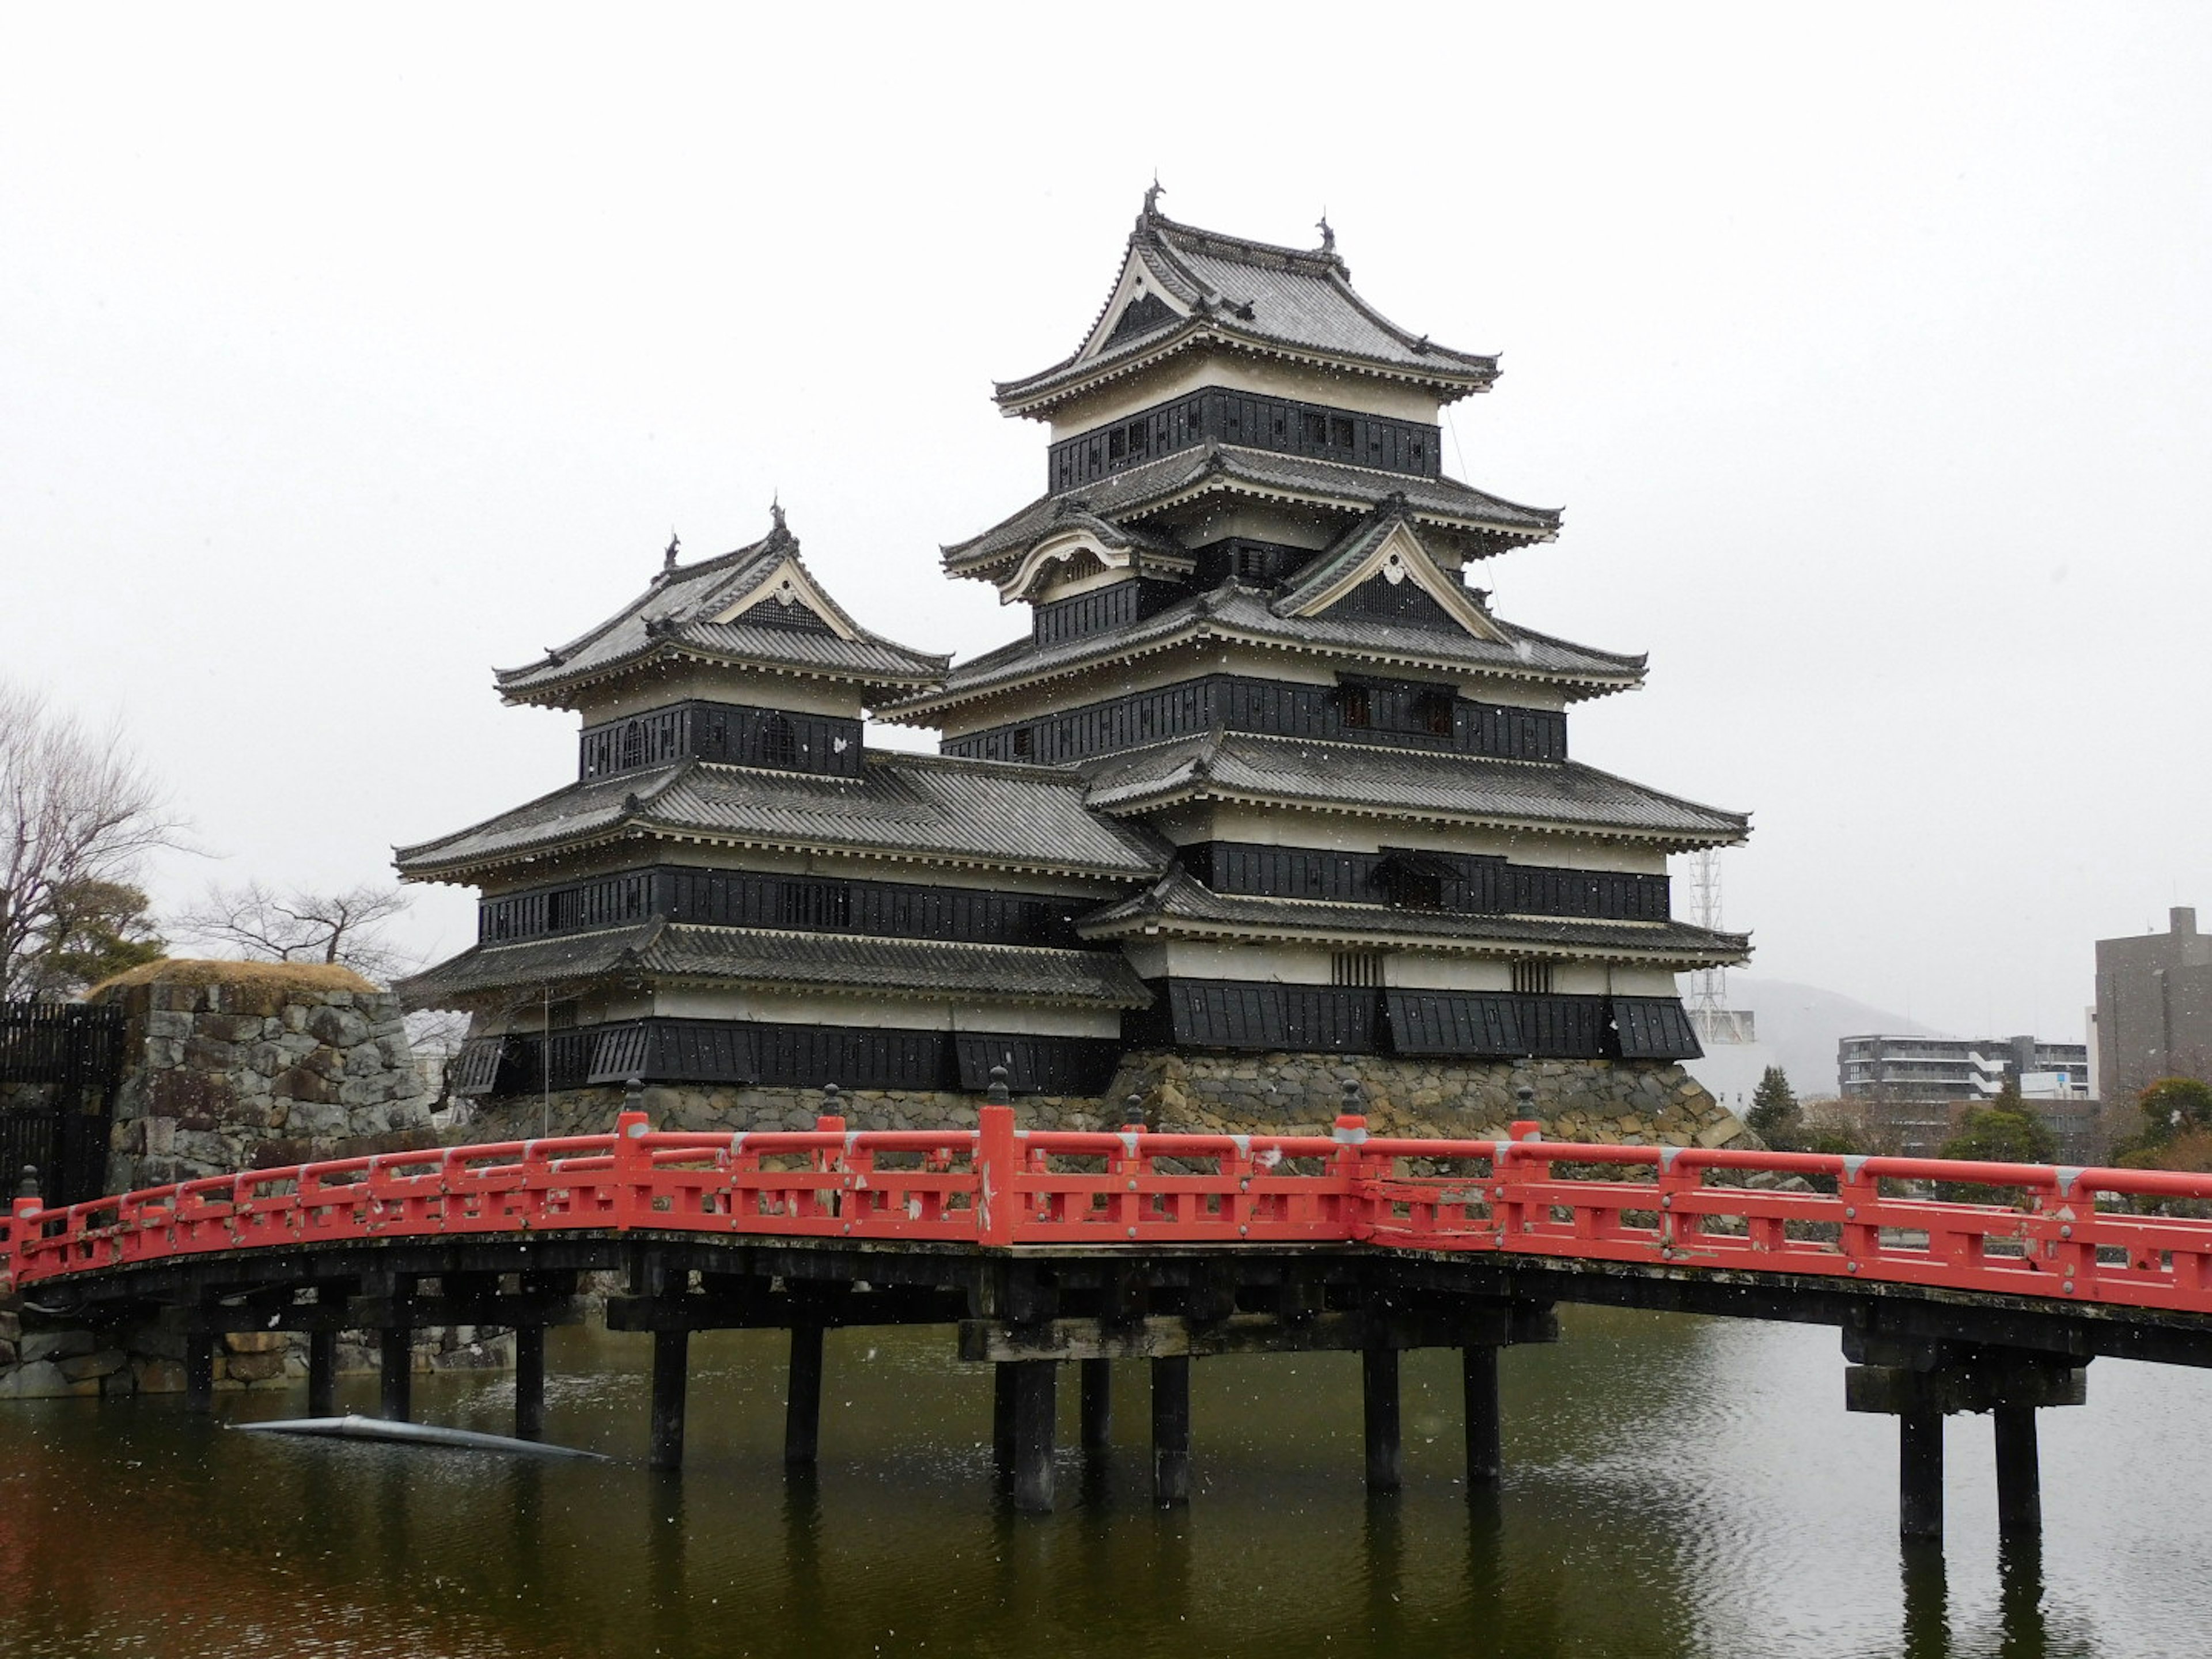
[1681,976,1934,1108]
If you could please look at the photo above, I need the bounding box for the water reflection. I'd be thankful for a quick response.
[0,1310,2200,1657]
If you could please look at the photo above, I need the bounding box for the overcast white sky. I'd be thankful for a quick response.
[4,3,2207,1043]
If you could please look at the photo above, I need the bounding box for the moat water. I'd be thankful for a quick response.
[2,1306,2207,1658]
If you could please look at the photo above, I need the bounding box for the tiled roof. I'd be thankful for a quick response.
[942,443,1558,576]
[398,921,1150,1010]
[1076,732,1749,847]
[392,751,1168,881]
[495,521,949,704]
[1078,871,1750,966]
[882,581,1643,722]
[996,206,1500,412]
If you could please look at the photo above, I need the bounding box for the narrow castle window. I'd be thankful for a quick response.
[1331,951,1385,988]
[1512,960,1555,997]
[758,713,798,769]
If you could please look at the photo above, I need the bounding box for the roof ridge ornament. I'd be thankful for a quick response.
[1317,211,1334,253]
[663,531,680,573]
[1142,175,1164,222]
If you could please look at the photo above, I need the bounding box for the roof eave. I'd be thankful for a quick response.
[495,641,948,712]
[1085,779,1749,851]
[992,328,1499,421]
[1077,911,1752,966]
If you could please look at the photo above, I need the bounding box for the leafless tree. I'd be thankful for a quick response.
[170,880,419,985]
[0,682,182,999]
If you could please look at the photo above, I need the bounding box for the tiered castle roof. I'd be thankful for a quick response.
[395,195,1750,1091]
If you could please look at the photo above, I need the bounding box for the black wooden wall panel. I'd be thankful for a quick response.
[1612,997,1704,1060]
[1184,843,1670,923]
[942,674,1567,766]
[499,1018,1118,1096]
[1046,389,1442,493]
[1130,980,1688,1062]
[480,866,1090,949]
[579,700,864,782]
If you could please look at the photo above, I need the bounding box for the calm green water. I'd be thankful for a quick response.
[1,1307,2206,1658]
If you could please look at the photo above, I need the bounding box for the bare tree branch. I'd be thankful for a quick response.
[169,879,420,986]
[0,681,184,999]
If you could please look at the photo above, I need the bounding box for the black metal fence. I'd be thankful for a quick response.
[1,1002,127,1206]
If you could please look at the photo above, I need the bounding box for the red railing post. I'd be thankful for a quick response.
[1334,1079,1377,1240]
[978,1103,1018,1247]
[3,1182,40,1294]
[613,1085,651,1230]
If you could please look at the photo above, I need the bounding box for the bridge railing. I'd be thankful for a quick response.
[13,1109,2212,1316]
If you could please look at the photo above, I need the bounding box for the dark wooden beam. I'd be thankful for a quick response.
[960,1306,1548,1363]
[1363,1344,1402,1493]
[513,1325,547,1442]
[785,1324,825,1468]
[1010,1360,1056,1514]
[1151,1355,1191,1508]
[649,1328,688,1471]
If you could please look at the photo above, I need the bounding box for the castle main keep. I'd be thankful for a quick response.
[395,199,1751,1140]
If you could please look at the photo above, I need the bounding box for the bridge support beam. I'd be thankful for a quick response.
[513,1325,546,1442]
[1846,1339,2085,1541]
[1080,1357,1113,1453]
[650,1329,688,1471]
[1363,1344,1402,1493]
[378,1327,411,1422]
[1463,1344,1501,1487]
[1151,1355,1191,1508]
[307,1328,338,1418]
[1010,1359,1056,1514]
[785,1323,824,1468]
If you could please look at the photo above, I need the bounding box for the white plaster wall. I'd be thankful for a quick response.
[1047,350,1444,435]
[574,666,870,724]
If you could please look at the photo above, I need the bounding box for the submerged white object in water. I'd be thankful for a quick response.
[231,1413,607,1460]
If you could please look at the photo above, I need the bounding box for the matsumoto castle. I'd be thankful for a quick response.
[397,197,1751,1125]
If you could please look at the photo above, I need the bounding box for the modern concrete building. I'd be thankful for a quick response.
[2093,907,2212,1110]
[1838,1033,2090,1102]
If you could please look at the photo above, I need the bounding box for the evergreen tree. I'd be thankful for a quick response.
[22,878,164,998]
[1745,1065,1802,1150]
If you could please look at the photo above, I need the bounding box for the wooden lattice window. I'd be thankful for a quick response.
[1512,960,1555,997]
[1331,952,1385,989]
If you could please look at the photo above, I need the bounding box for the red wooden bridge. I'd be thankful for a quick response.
[13,1098,2212,1539]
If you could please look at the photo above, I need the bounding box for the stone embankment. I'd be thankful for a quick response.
[90,959,438,1191]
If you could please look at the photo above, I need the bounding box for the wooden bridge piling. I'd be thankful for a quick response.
[991,1362,1017,1482]
[378,1327,412,1422]
[649,1328,688,1470]
[1009,1359,1057,1513]
[1150,1354,1192,1506]
[1846,1338,2084,1541]
[512,1325,546,1441]
[184,1331,213,1413]
[1993,1406,2041,1537]
[784,1323,824,1467]
[1463,1344,1502,1487]
[1362,1343,1402,1493]
[1897,1407,1945,1541]
[1079,1357,1112,1452]
[307,1328,338,1418]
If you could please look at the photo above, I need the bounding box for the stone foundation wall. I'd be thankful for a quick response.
[0,1301,512,1401]
[454,1083,1115,1144]
[90,961,438,1192]
[1109,1051,1751,1147]
[450,1052,1749,1150]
